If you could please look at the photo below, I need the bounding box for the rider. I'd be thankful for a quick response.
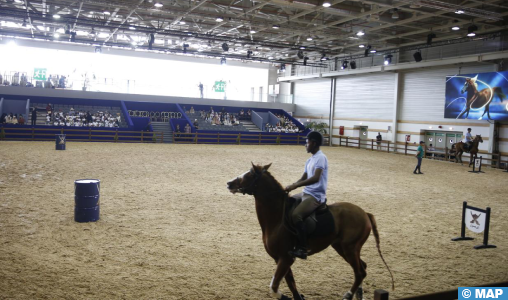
[285,131,328,260]
[463,128,473,152]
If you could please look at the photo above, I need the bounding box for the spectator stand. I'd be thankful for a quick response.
[124,101,181,123]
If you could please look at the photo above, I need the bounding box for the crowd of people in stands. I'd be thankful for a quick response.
[0,113,26,125]
[45,104,121,127]
[265,114,302,133]
[190,106,250,126]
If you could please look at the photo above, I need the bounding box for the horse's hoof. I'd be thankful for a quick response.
[280,294,291,300]
[300,294,305,300]
[342,291,353,300]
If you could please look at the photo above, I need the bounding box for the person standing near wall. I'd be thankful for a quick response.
[31,108,37,126]
[414,141,425,174]
[198,82,204,98]
[376,132,382,150]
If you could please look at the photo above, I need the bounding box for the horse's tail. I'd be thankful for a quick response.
[367,213,395,291]
[493,87,507,102]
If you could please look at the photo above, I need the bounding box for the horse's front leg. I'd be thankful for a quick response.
[285,267,305,300]
[269,257,294,299]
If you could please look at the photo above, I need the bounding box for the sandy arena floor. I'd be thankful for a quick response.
[0,141,507,299]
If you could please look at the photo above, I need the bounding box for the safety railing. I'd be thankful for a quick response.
[173,132,307,145]
[0,126,164,143]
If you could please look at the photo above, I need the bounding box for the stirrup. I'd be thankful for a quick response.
[289,247,307,260]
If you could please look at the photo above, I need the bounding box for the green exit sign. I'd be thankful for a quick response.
[33,68,47,81]
[213,80,226,92]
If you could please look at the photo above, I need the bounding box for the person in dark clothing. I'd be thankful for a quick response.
[0,113,7,124]
[31,108,37,126]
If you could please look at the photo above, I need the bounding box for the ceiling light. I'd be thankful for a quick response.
[467,24,478,37]
[53,14,61,19]
[370,49,376,53]
[129,26,136,30]
[250,30,256,34]
[451,26,460,30]
[299,46,306,50]
[216,17,224,22]
[384,54,393,65]
[179,21,186,25]
[322,1,331,7]
[268,56,274,60]
[54,33,60,38]
[272,25,280,29]
[103,11,111,15]
[307,37,313,41]
[321,53,328,61]
[356,31,365,36]
[154,2,163,7]
[392,9,399,19]
[455,9,465,14]
[359,44,365,48]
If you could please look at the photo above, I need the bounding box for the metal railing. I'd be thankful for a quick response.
[173,132,307,145]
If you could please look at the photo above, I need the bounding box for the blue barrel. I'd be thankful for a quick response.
[56,134,66,150]
[74,179,100,222]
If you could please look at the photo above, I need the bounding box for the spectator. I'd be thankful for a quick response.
[11,114,18,125]
[414,141,425,175]
[144,121,152,132]
[6,113,13,124]
[198,83,204,98]
[376,132,382,150]
[190,106,195,114]
[46,103,52,114]
[31,108,37,126]
[175,124,181,138]
[193,119,199,129]
[184,123,191,134]
[0,113,6,124]
[18,114,25,125]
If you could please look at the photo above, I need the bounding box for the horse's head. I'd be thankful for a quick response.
[227,162,272,195]
[461,75,478,93]
[475,134,483,143]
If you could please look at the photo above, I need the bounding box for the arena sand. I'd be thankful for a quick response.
[0,141,506,299]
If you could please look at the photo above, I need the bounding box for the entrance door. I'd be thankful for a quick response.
[435,132,445,149]
[446,133,456,149]
[359,126,368,149]
[425,131,435,148]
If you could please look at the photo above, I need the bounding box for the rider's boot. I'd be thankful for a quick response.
[289,221,307,260]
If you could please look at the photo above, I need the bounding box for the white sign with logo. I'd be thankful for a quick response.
[465,208,486,233]
[475,158,481,169]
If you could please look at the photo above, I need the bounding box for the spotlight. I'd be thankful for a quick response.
[341,60,348,70]
[148,33,155,50]
[54,33,60,38]
[247,50,252,59]
[53,14,61,19]
[303,57,309,66]
[413,50,422,62]
[94,46,102,53]
[216,17,224,22]
[220,57,227,65]
[455,9,465,14]
[451,26,460,31]
[179,21,186,25]
[322,1,331,7]
[370,49,377,53]
[129,26,136,30]
[356,31,365,36]
[222,42,229,51]
[307,37,313,41]
[350,61,356,69]
[364,45,371,57]
[297,50,304,59]
[250,30,256,34]
[467,24,478,37]
[427,33,436,45]
[154,2,163,7]
[299,46,306,50]
[272,25,280,29]
[384,54,393,65]
[359,44,365,48]
[183,43,189,53]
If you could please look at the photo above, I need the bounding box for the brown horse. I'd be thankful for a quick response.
[457,75,507,120]
[227,163,394,300]
[452,135,483,167]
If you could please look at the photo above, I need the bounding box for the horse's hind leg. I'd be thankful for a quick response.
[332,244,366,300]
[284,268,305,300]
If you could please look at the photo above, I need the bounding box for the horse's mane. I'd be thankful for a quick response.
[253,165,284,191]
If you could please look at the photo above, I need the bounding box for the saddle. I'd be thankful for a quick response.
[283,197,335,237]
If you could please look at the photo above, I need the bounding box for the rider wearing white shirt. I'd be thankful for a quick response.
[463,128,473,152]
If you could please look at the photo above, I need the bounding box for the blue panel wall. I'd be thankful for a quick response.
[2,99,28,116]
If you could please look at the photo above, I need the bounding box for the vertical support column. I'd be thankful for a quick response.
[391,72,401,150]
[329,77,336,146]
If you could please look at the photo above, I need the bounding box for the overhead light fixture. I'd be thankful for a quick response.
[455,9,465,14]
[179,21,186,25]
[103,11,111,15]
[247,50,253,58]
[413,50,422,62]
[467,24,478,37]
[356,31,365,36]
[53,14,61,19]
[392,9,399,19]
[350,61,357,69]
[216,17,224,22]
[272,25,280,29]
[129,26,136,30]
[221,42,229,51]
[384,54,393,65]
[268,56,274,60]
[359,44,365,48]
[299,46,306,50]
[320,52,328,61]
[250,30,256,34]
[297,50,304,59]
[364,45,371,57]
[427,32,436,45]
[370,49,377,53]
[307,37,313,41]
[303,57,309,66]
[54,33,60,38]
[341,60,348,69]
[220,57,227,65]
[322,1,331,7]
[452,26,460,30]
[154,2,163,7]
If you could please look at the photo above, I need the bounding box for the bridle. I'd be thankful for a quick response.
[238,168,287,197]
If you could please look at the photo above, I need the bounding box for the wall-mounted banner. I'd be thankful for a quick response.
[445,71,508,121]
[33,68,47,81]
[465,208,486,233]
[213,80,226,92]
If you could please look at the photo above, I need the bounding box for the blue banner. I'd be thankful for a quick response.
[445,71,508,121]
[459,287,508,299]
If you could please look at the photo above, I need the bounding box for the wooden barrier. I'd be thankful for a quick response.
[173,132,307,146]
[374,281,508,300]
[332,135,508,170]
[0,126,164,143]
